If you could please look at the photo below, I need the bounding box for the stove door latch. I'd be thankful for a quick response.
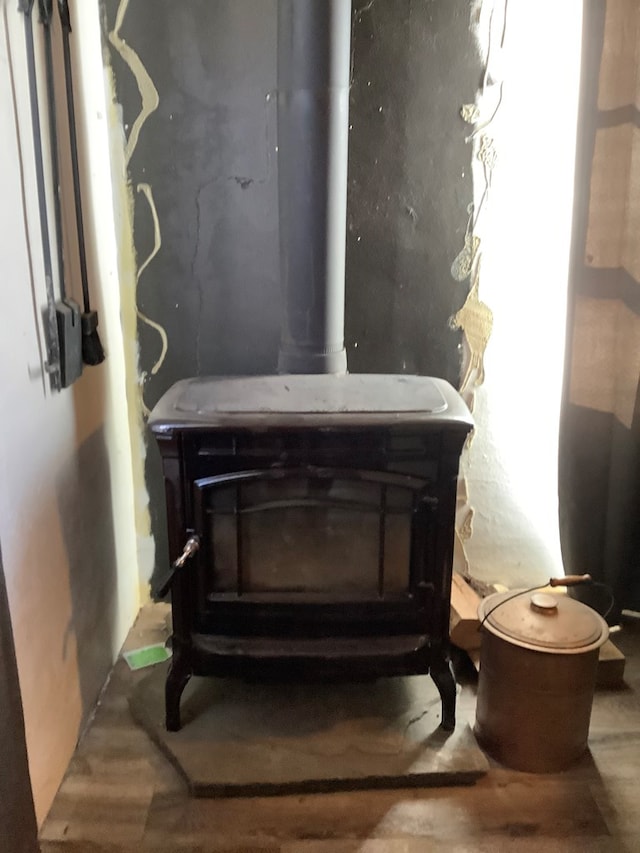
[155,535,200,598]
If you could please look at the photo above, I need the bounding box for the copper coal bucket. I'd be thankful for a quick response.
[474,583,608,773]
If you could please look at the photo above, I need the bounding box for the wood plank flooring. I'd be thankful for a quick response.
[40,606,640,853]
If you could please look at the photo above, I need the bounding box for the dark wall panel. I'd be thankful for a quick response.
[347,0,476,382]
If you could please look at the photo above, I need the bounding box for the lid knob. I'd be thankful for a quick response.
[530,592,559,614]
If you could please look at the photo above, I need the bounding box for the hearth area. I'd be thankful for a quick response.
[149,373,472,732]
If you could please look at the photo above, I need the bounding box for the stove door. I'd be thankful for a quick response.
[191,467,437,636]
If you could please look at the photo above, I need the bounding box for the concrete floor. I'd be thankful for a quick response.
[40,605,640,853]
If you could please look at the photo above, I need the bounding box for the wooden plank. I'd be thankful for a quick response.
[596,638,626,688]
[468,648,481,672]
[450,572,482,651]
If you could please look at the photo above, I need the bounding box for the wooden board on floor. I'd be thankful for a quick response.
[597,638,626,688]
[450,572,482,651]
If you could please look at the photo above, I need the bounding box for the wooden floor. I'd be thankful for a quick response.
[40,606,640,853]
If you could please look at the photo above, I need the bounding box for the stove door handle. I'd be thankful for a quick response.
[155,535,200,598]
[174,536,200,568]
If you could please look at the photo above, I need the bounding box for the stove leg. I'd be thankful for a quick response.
[165,650,191,732]
[431,654,456,732]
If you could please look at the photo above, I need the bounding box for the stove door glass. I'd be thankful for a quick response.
[197,470,418,598]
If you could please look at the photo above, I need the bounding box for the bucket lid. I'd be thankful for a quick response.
[478,590,609,653]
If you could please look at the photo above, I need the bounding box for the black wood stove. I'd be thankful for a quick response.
[150,375,471,731]
[148,0,473,733]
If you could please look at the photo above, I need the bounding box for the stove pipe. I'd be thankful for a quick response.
[276,0,351,375]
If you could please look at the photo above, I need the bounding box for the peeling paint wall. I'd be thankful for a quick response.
[455,0,583,587]
[103,0,158,588]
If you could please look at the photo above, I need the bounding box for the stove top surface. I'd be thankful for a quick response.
[149,374,473,432]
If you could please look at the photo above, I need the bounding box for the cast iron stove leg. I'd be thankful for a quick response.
[165,647,191,732]
[430,654,456,732]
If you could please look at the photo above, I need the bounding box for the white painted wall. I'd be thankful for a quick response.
[461,1,583,587]
[0,0,139,825]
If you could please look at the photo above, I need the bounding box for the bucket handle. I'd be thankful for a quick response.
[480,575,596,628]
[549,574,592,588]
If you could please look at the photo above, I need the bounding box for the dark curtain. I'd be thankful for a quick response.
[560,0,640,617]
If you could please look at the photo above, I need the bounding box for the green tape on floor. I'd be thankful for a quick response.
[123,643,172,671]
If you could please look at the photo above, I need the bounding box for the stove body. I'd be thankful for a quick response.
[150,374,472,731]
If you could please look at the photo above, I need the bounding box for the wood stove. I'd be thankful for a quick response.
[148,0,473,734]
[149,374,472,731]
